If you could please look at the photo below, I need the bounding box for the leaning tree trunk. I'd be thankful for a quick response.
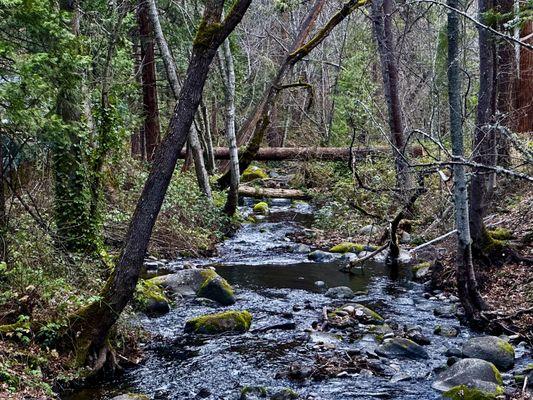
[146,0,212,200]
[469,0,498,253]
[447,0,487,325]
[67,0,252,369]
[137,0,161,161]
[371,0,412,197]
[220,38,240,215]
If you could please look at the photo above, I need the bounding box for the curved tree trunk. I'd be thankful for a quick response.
[68,0,252,368]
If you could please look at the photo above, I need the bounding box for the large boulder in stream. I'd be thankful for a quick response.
[461,336,515,371]
[375,337,429,360]
[324,286,354,299]
[133,279,170,317]
[432,358,504,396]
[307,250,340,263]
[184,310,252,334]
[149,269,235,305]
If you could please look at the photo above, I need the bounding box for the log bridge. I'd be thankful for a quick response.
[179,147,387,161]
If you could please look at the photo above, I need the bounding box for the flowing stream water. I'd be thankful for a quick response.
[63,199,531,400]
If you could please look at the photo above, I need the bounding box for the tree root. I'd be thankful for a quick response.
[86,339,121,377]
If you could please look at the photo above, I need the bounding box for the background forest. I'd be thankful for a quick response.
[0,0,531,398]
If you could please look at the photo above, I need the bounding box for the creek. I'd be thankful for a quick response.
[63,199,531,400]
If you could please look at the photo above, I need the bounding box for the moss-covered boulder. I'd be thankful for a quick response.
[462,336,515,371]
[196,269,235,306]
[242,165,268,182]
[184,310,252,334]
[253,201,269,215]
[329,242,365,254]
[134,279,170,316]
[375,337,429,360]
[150,269,235,305]
[443,385,504,400]
[432,358,503,395]
[340,303,384,324]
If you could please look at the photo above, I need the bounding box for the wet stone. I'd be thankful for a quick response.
[375,337,429,360]
[462,336,515,371]
[324,286,354,299]
[434,304,457,318]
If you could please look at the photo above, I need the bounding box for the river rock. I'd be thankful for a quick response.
[324,286,354,299]
[293,244,311,253]
[412,262,432,280]
[461,336,515,371]
[150,269,235,305]
[253,202,269,215]
[434,324,459,337]
[432,358,503,395]
[184,310,252,334]
[314,280,325,288]
[434,304,457,318]
[242,165,268,182]
[344,303,384,324]
[340,252,358,263]
[359,224,380,236]
[375,337,429,360]
[271,388,299,400]
[240,386,268,400]
[111,394,149,400]
[307,250,339,263]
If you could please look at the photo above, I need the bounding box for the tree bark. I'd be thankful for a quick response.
[238,186,310,200]
[371,0,411,194]
[138,0,161,161]
[447,0,486,325]
[146,0,212,200]
[181,146,385,161]
[469,0,498,251]
[220,38,240,215]
[68,0,252,368]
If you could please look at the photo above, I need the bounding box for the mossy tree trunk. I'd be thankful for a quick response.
[68,0,252,369]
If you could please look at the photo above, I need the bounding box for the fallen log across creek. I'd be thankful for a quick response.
[238,185,311,200]
[179,147,388,161]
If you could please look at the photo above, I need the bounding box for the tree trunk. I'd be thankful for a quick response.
[181,146,385,161]
[68,0,252,368]
[0,133,6,262]
[138,0,161,161]
[146,0,212,200]
[131,29,143,158]
[371,0,411,194]
[447,0,486,325]
[220,38,240,215]
[469,0,498,252]
[517,21,533,133]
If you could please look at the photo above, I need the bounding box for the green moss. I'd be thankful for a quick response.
[329,242,365,253]
[0,316,30,334]
[443,384,504,399]
[196,270,235,305]
[271,388,299,399]
[412,262,431,272]
[497,340,515,358]
[488,227,512,240]
[185,311,252,334]
[193,20,223,48]
[242,165,268,182]
[253,202,269,214]
[491,363,503,385]
[240,386,267,398]
[134,279,168,309]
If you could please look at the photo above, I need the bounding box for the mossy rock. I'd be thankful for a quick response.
[184,310,252,334]
[242,166,268,182]
[443,384,504,400]
[375,337,429,359]
[240,386,268,399]
[271,388,299,400]
[329,242,365,254]
[253,202,269,215]
[134,279,170,316]
[149,269,235,306]
[432,358,503,394]
[462,336,515,370]
[196,269,235,306]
